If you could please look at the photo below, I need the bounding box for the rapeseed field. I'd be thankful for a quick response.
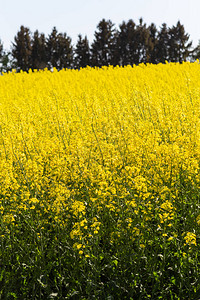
[1,62,200,299]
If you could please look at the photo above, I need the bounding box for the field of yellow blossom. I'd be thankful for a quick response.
[1,62,200,299]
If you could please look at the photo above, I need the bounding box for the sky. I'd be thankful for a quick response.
[0,0,199,51]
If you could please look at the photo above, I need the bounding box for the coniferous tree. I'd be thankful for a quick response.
[147,23,158,63]
[12,26,32,71]
[0,52,13,73]
[31,30,47,69]
[168,21,192,62]
[191,41,200,61]
[91,19,116,67]
[8,19,194,71]
[75,34,90,69]
[110,30,120,66]
[117,19,157,66]
[46,27,59,69]
[57,32,73,69]
[75,35,89,68]
[134,18,151,64]
[156,23,170,63]
[0,41,12,73]
[117,20,137,66]
[47,27,73,70]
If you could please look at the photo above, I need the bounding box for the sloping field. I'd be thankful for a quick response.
[1,63,200,299]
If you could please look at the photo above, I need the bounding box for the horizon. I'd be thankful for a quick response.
[0,0,199,51]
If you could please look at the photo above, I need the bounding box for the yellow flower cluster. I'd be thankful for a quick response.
[159,200,175,224]
[184,232,197,247]
[0,62,200,252]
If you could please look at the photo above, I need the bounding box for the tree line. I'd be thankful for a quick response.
[0,18,199,72]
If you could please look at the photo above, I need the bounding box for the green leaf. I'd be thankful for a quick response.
[0,269,4,281]
[113,259,118,267]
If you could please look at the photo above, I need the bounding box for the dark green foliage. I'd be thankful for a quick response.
[75,34,90,69]
[155,23,170,63]
[117,19,156,65]
[155,21,192,63]
[117,19,137,66]
[134,18,151,64]
[147,23,158,64]
[46,27,73,70]
[192,41,200,61]
[91,19,117,67]
[168,21,192,63]
[0,19,195,72]
[0,41,13,73]
[12,26,32,71]
[31,30,47,70]
[56,32,73,69]
[117,20,192,66]
[46,27,59,69]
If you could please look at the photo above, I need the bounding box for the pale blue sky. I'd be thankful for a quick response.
[0,0,199,50]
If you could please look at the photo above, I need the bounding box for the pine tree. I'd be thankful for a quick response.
[57,32,73,69]
[46,27,59,69]
[0,41,12,73]
[0,52,13,73]
[168,21,192,62]
[75,34,90,69]
[134,18,151,64]
[31,30,47,69]
[91,19,116,67]
[156,23,170,63]
[46,27,73,70]
[117,20,137,66]
[12,26,32,71]
[191,41,200,61]
[117,19,156,66]
[110,30,120,66]
[147,23,158,64]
